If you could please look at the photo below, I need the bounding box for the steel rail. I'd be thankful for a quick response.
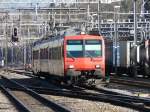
[7,69,149,106]
[9,86,150,112]
[6,85,150,111]
[25,86,150,106]
[5,69,150,102]
[110,77,150,88]
[4,70,150,111]
[0,75,71,112]
[77,85,150,105]
[0,85,32,112]
[16,86,149,106]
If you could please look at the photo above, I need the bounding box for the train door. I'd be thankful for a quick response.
[57,39,64,76]
[53,40,60,75]
[51,41,55,75]
[32,49,40,74]
[60,39,64,76]
[48,42,53,75]
[38,49,41,73]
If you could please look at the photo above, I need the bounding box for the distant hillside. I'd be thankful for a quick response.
[120,0,150,13]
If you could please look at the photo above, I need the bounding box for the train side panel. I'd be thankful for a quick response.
[32,38,64,76]
[40,43,49,72]
[50,39,64,76]
[32,47,40,74]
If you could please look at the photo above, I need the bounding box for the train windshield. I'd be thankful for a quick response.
[85,40,102,57]
[67,40,83,57]
[67,40,102,58]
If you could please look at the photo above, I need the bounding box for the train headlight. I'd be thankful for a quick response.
[68,65,74,69]
[81,32,85,35]
[95,65,100,69]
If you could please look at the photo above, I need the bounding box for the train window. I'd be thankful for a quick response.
[40,48,48,59]
[67,40,83,58]
[52,48,55,59]
[51,47,60,60]
[85,40,102,57]
[62,46,64,57]
[67,40,83,45]
[67,40,83,51]
[33,50,39,59]
[55,47,58,59]
[40,49,44,59]
[49,48,52,59]
[85,40,101,44]
[54,47,61,60]
[66,40,102,58]
[45,48,48,59]
[58,47,61,59]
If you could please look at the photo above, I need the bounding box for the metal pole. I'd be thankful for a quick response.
[87,0,90,18]
[113,6,120,74]
[11,22,14,66]
[134,0,137,45]
[98,0,101,34]
[133,0,138,76]
[114,6,120,75]
[114,8,117,75]
[11,46,13,65]
[5,12,8,72]
[24,42,26,67]
[86,0,90,30]
[45,22,47,35]
[59,3,61,28]
[149,23,150,39]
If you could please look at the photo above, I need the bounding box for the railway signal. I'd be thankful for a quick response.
[12,28,18,42]
[14,27,17,36]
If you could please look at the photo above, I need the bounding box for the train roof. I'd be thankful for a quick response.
[32,28,107,47]
[32,28,82,47]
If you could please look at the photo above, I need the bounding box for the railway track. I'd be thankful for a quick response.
[7,69,150,88]
[110,76,150,88]
[1,75,150,112]
[3,69,150,111]
[15,84,150,111]
[0,75,71,112]
[3,68,33,77]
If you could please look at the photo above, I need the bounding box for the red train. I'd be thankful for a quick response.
[32,28,108,85]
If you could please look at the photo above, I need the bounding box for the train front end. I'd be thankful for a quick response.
[64,34,106,85]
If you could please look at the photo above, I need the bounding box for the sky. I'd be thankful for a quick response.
[0,0,77,8]
[0,0,52,7]
[0,0,121,9]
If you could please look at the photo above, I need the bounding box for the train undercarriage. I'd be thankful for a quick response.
[65,69,109,86]
[33,70,109,87]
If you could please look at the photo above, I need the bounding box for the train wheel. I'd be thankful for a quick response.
[66,76,78,86]
[66,69,77,86]
[66,76,73,86]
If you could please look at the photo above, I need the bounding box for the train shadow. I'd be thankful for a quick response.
[0,76,58,89]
